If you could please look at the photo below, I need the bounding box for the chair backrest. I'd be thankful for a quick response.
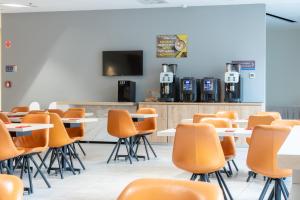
[48,113,73,148]
[14,114,50,149]
[64,110,85,118]
[271,119,300,127]
[247,125,292,178]
[68,107,86,113]
[117,178,223,200]
[107,110,137,138]
[63,109,85,137]
[216,111,238,128]
[247,115,276,130]
[0,113,11,123]
[29,102,41,111]
[193,113,216,123]
[28,110,48,114]
[48,102,57,109]
[172,123,225,174]
[11,106,29,113]
[47,109,65,117]
[256,111,282,120]
[0,122,22,161]
[200,118,232,128]
[0,175,24,200]
[135,108,157,132]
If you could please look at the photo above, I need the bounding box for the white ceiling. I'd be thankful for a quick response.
[1,0,300,26]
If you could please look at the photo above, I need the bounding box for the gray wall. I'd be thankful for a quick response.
[2,4,266,110]
[267,27,300,107]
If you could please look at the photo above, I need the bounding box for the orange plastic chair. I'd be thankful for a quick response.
[256,112,282,120]
[247,125,291,199]
[134,108,157,160]
[35,113,84,179]
[172,123,233,199]
[11,106,29,113]
[0,121,24,175]
[201,118,238,177]
[47,109,65,117]
[13,114,51,193]
[0,174,24,200]
[193,113,216,123]
[216,111,239,128]
[0,113,11,123]
[63,109,86,156]
[271,119,300,127]
[117,178,224,200]
[107,110,139,164]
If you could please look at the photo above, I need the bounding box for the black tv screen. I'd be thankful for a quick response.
[102,51,143,76]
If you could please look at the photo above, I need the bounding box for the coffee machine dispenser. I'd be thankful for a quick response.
[159,64,179,102]
[224,63,241,102]
[180,77,197,102]
[199,78,221,102]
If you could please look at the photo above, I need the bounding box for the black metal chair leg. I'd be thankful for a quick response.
[232,160,239,171]
[278,179,288,200]
[134,136,141,156]
[259,178,272,200]
[190,174,197,180]
[280,179,289,197]
[215,171,228,200]
[268,188,274,200]
[68,146,74,168]
[26,157,33,194]
[77,142,86,156]
[114,139,121,161]
[142,136,150,160]
[59,148,77,175]
[274,180,282,200]
[124,139,132,164]
[56,149,64,179]
[20,158,26,179]
[217,171,234,200]
[29,155,51,188]
[107,139,120,164]
[37,153,48,169]
[247,171,253,182]
[34,148,51,178]
[144,136,157,158]
[227,161,233,175]
[223,167,231,178]
[47,149,57,175]
[69,145,85,170]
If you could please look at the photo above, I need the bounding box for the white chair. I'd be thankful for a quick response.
[29,102,41,111]
[48,102,57,109]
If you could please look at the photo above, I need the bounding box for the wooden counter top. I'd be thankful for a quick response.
[57,101,136,106]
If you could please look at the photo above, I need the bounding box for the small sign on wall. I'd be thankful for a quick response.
[232,60,256,71]
[5,65,18,72]
[4,81,12,88]
[5,40,12,48]
[157,34,188,58]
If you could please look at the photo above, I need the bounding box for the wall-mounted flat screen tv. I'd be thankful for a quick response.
[102,50,143,76]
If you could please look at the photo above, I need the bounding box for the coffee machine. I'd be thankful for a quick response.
[118,80,136,102]
[199,77,221,102]
[224,63,241,102]
[159,64,179,102]
[180,77,197,102]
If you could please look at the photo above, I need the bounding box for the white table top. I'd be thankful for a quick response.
[5,112,28,117]
[278,126,300,169]
[6,123,53,132]
[130,113,158,119]
[61,118,98,123]
[9,117,22,123]
[157,128,252,137]
[85,113,94,117]
[181,118,248,124]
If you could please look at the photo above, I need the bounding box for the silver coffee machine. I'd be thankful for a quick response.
[224,63,241,102]
[159,64,179,102]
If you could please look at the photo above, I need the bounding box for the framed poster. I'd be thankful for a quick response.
[157,34,188,58]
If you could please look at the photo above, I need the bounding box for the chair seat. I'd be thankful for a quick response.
[225,155,235,161]
[70,136,84,141]
[17,146,47,155]
[250,167,292,179]
[246,137,251,145]
[137,129,156,135]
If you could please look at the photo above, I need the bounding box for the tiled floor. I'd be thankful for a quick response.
[22,143,291,200]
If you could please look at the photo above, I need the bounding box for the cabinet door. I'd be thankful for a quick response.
[139,104,168,144]
[167,105,199,144]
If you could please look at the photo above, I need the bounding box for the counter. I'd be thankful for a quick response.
[58,101,265,143]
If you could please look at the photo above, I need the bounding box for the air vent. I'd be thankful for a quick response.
[138,0,168,4]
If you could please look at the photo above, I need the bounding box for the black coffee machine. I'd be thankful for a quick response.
[180,77,197,102]
[159,64,180,102]
[118,80,136,102]
[199,78,221,102]
[224,63,241,102]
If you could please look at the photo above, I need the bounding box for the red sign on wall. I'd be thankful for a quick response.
[5,40,12,48]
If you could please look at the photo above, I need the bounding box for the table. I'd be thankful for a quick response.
[157,128,252,138]
[85,113,94,117]
[130,113,158,122]
[5,112,28,117]
[62,118,98,128]
[278,126,300,199]
[6,123,54,137]
[181,118,248,125]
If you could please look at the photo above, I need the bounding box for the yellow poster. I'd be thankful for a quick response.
[157,34,188,58]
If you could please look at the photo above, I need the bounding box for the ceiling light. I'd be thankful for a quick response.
[0,3,30,8]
